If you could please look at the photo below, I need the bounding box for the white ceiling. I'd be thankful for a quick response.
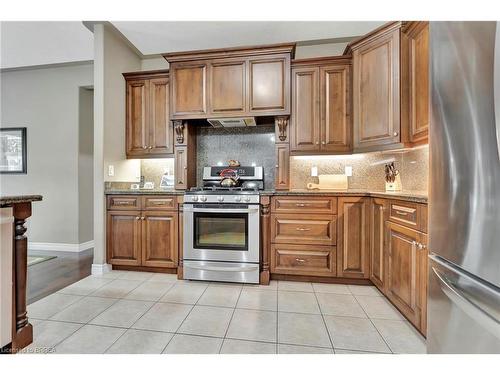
[1,21,94,69]
[1,21,385,69]
[112,21,385,55]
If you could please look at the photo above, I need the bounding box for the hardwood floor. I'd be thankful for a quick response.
[27,249,93,304]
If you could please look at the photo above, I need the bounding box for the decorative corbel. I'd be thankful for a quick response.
[173,120,185,144]
[275,116,289,142]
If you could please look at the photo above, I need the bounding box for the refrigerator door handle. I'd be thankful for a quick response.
[495,21,500,161]
[432,266,500,339]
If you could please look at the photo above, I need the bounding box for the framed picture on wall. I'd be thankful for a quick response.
[0,127,27,174]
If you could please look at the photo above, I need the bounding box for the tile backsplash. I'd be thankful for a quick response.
[141,158,175,187]
[290,146,428,191]
[196,124,276,189]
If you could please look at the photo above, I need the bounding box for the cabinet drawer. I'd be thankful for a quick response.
[142,196,177,211]
[271,214,336,245]
[388,201,427,232]
[271,244,336,277]
[271,196,337,214]
[107,195,141,210]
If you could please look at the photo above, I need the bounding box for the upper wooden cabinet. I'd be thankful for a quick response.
[350,23,402,151]
[403,21,430,145]
[164,43,294,119]
[124,70,174,158]
[290,57,351,154]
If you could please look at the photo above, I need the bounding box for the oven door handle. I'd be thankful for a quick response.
[186,263,260,272]
[183,207,259,213]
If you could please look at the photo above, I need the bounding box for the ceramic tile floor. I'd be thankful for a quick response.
[24,271,426,354]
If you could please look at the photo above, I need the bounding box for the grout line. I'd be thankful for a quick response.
[219,285,244,354]
[312,290,335,351]
[351,293,394,354]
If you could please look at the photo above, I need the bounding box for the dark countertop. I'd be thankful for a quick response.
[105,188,427,203]
[0,195,43,207]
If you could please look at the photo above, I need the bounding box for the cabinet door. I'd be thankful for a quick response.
[174,146,188,190]
[386,221,421,327]
[337,197,370,278]
[209,59,246,116]
[107,211,141,266]
[320,64,351,152]
[290,66,320,152]
[126,79,149,157]
[171,62,208,118]
[370,198,388,291]
[353,29,401,150]
[275,143,289,190]
[407,22,429,144]
[248,55,290,115]
[141,211,178,268]
[149,78,173,155]
[417,232,428,335]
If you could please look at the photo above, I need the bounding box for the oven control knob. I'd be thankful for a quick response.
[244,196,251,203]
[191,196,199,202]
[234,196,242,202]
[199,196,207,202]
[217,196,224,202]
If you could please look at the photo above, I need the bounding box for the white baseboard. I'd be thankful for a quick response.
[91,263,112,275]
[28,240,94,253]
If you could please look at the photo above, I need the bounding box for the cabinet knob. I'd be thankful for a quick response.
[143,146,147,149]
[135,216,140,220]
[148,146,153,149]
[393,132,399,137]
[315,141,319,145]
[321,141,325,145]
[275,165,279,168]
[141,217,145,220]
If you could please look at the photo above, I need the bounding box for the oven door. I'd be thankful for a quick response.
[183,204,260,263]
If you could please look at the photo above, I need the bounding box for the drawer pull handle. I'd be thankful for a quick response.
[115,201,133,205]
[296,227,311,231]
[394,210,409,216]
[295,203,309,207]
[150,201,167,205]
[295,258,306,263]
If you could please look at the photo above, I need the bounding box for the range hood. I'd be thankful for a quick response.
[207,117,256,128]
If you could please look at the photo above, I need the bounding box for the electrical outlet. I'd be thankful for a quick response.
[345,166,353,177]
[108,165,114,177]
[311,166,318,177]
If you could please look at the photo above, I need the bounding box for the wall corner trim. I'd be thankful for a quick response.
[28,240,94,253]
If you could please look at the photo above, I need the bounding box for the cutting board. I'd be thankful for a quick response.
[307,174,348,190]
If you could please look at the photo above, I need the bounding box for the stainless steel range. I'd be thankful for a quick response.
[183,166,263,284]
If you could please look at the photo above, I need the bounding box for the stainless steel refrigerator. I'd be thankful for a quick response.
[428,21,500,353]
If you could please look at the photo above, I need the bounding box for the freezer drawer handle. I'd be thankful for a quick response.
[432,266,500,339]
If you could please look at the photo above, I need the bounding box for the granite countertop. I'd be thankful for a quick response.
[105,188,427,203]
[105,189,185,195]
[0,195,43,207]
[260,189,428,203]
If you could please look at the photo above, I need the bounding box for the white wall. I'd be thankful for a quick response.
[0,63,93,244]
[93,23,142,267]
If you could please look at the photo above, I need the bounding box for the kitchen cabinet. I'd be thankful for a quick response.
[386,221,427,329]
[106,195,179,270]
[124,71,173,158]
[164,44,294,119]
[174,147,188,190]
[271,214,337,246]
[170,62,208,118]
[107,211,142,266]
[404,21,430,145]
[350,23,402,151]
[142,211,178,268]
[370,198,388,291]
[337,197,370,279]
[275,143,290,190]
[173,121,197,191]
[290,57,351,154]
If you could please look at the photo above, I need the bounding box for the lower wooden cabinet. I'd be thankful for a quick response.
[141,211,178,268]
[386,221,427,330]
[271,214,337,246]
[106,195,179,270]
[271,244,336,277]
[107,211,142,266]
[370,198,389,291]
[337,197,370,279]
